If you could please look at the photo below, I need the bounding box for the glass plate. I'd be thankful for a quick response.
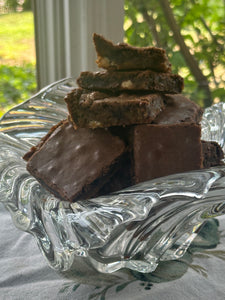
[1,77,225,278]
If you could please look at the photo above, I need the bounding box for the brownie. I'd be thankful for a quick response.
[97,152,134,196]
[65,88,165,129]
[77,70,184,94]
[133,123,203,183]
[24,120,127,202]
[93,33,171,72]
[24,32,225,204]
[153,94,203,124]
[201,140,224,168]
[23,120,65,161]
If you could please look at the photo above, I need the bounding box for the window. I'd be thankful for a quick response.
[0,0,36,116]
[33,0,124,89]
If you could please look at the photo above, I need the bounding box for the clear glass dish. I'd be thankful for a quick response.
[1,77,225,280]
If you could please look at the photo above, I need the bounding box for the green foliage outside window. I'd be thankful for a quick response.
[124,0,225,107]
[0,10,36,117]
[4,0,31,12]
[0,64,36,114]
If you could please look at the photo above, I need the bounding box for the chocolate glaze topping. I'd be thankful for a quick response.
[26,120,126,202]
[154,94,203,124]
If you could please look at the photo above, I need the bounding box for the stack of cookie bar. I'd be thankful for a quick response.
[23,34,224,202]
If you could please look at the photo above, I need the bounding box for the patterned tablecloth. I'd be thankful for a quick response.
[1,202,225,300]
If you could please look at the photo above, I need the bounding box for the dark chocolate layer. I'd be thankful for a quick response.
[154,94,203,124]
[133,123,203,183]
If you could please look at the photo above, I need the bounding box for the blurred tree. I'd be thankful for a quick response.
[124,0,225,107]
[3,0,31,12]
[5,0,18,11]
[22,0,32,11]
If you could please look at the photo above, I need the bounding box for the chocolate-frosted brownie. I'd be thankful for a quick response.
[77,70,184,93]
[133,123,203,183]
[23,120,65,161]
[65,88,165,129]
[153,94,203,124]
[93,33,171,72]
[24,120,127,202]
[131,94,204,182]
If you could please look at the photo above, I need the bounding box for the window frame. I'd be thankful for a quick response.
[32,0,124,89]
